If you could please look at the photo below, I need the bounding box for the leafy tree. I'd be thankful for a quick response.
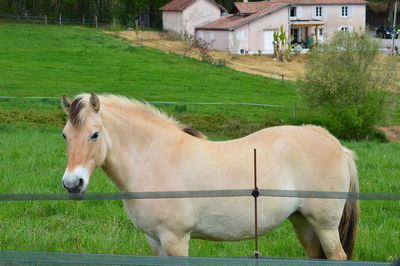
[299,31,399,139]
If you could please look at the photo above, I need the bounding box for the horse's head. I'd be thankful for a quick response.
[61,93,110,198]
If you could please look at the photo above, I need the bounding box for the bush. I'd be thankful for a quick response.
[299,31,399,140]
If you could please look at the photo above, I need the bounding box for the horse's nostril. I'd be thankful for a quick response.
[78,178,84,187]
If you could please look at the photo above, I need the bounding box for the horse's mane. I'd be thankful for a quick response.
[67,94,207,139]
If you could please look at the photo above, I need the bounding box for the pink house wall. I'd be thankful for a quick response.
[292,4,366,40]
[195,3,366,54]
[162,0,221,35]
[163,11,184,33]
[197,8,289,54]
[244,7,289,53]
[183,0,222,35]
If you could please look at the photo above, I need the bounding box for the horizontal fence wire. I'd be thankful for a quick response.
[0,96,294,108]
[0,189,399,202]
[0,251,393,265]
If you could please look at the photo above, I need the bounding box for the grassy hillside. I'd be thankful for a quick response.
[0,23,310,136]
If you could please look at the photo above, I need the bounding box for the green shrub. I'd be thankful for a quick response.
[299,31,399,140]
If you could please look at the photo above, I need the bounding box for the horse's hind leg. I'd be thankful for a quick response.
[146,235,161,256]
[313,227,347,260]
[289,212,325,258]
[159,231,190,256]
[302,199,348,260]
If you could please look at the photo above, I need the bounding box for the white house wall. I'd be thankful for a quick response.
[197,30,230,51]
[162,11,184,33]
[182,0,222,35]
[293,4,366,39]
[234,7,289,53]
[197,9,289,54]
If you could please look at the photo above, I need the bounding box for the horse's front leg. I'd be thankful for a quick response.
[158,231,190,256]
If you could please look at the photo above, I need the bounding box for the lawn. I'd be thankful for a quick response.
[0,23,399,262]
[0,23,302,122]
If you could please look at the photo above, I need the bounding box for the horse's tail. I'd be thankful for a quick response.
[339,147,360,260]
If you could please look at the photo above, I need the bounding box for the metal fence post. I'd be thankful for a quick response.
[82,14,85,25]
[253,148,260,259]
[59,14,62,25]
[95,15,98,28]
[44,15,47,25]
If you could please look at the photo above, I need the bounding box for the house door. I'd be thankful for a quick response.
[263,30,275,53]
[290,28,299,43]
[317,27,324,42]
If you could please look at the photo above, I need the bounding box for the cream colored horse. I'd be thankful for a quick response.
[61,93,359,260]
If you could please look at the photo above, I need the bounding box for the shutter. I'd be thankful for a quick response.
[349,26,353,32]
[338,6,342,17]
[312,6,316,18]
[297,6,302,18]
[323,6,328,18]
[348,6,353,17]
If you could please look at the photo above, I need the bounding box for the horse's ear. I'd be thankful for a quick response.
[89,93,100,112]
[61,95,71,113]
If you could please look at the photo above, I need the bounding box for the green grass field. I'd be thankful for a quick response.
[0,24,399,262]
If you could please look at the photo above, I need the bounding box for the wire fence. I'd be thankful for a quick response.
[0,189,399,265]
[0,251,394,265]
[0,14,110,27]
[1,189,399,202]
[0,95,299,119]
[0,96,296,108]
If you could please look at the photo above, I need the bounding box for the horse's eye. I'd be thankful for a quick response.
[62,133,66,140]
[90,131,99,141]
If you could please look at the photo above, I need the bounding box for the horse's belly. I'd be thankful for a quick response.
[191,197,298,241]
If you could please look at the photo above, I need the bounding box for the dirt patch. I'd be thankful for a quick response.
[375,126,400,143]
[112,30,306,81]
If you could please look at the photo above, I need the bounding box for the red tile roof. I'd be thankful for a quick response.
[159,0,226,11]
[234,1,274,14]
[272,0,367,5]
[197,2,289,30]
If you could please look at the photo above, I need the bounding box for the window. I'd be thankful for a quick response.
[198,31,204,39]
[340,26,349,32]
[236,30,247,41]
[340,6,348,17]
[290,7,297,17]
[315,6,322,17]
[209,32,215,41]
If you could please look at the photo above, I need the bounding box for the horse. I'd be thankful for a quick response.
[60,93,359,260]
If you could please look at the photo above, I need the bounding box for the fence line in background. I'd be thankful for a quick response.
[0,96,295,109]
[0,14,108,27]
[1,189,399,202]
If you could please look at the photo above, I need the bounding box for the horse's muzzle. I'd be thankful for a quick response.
[62,166,90,199]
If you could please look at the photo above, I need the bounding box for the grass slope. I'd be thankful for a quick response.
[0,125,398,261]
[0,23,306,128]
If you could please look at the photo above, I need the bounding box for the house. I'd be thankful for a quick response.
[195,0,367,54]
[159,0,227,35]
